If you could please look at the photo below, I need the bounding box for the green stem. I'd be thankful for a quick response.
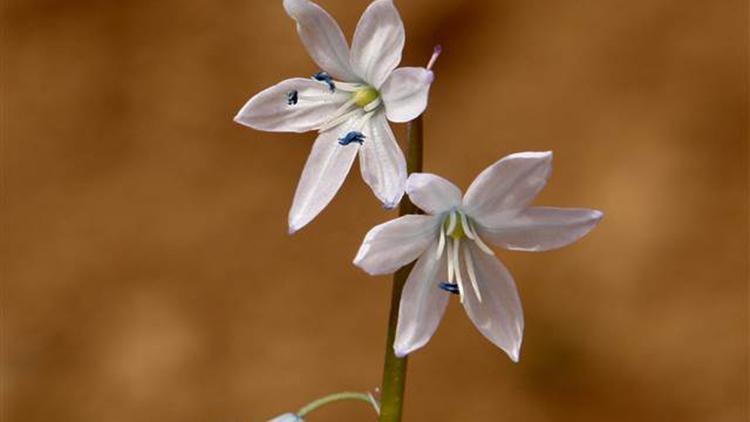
[296,391,378,417]
[378,116,423,422]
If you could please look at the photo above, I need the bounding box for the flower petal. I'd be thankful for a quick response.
[350,0,405,88]
[406,173,462,215]
[354,215,439,275]
[463,151,553,224]
[288,120,360,233]
[477,207,603,252]
[268,413,302,422]
[380,67,434,123]
[358,112,407,208]
[234,78,347,133]
[461,243,524,362]
[283,0,357,81]
[394,240,449,357]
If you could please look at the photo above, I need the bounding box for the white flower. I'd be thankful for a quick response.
[353,152,603,361]
[268,413,302,422]
[235,0,436,233]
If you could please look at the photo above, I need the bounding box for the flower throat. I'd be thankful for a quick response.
[352,86,379,108]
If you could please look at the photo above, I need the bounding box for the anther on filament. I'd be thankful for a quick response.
[439,282,460,295]
[427,45,442,70]
[338,131,366,146]
[312,71,335,91]
[286,90,299,106]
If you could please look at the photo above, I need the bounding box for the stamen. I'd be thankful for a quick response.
[363,96,382,112]
[312,71,331,80]
[446,238,454,283]
[438,282,461,295]
[299,95,337,102]
[318,98,358,132]
[286,90,299,106]
[356,111,375,131]
[446,211,457,236]
[463,246,482,302]
[466,220,495,256]
[319,109,360,132]
[460,212,475,240]
[436,227,445,259]
[334,82,364,92]
[330,98,357,117]
[338,131,365,146]
[443,212,465,239]
[453,237,465,303]
[312,71,335,91]
[427,45,442,70]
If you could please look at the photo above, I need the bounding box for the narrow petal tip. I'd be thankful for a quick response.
[383,201,399,210]
[352,245,369,271]
[282,0,304,18]
[508,334,523,363]
[525,150,553,159]
[378,189,404,211]
[393,344,409,358]
[355,263,387,277]
[287,219,303,235]
[232,113,247,126]
[502,339,523,363]
[503,150,553,162]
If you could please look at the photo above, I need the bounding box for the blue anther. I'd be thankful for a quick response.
[338,131,365,146]
[286,90,299,106]
[312,71,336,91]
[438,282,460,295]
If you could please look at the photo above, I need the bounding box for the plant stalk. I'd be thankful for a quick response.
[378,116,423,422]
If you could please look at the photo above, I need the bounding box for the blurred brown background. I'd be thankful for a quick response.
[2,0,747,420]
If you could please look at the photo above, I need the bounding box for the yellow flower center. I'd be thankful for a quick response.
[443,216,465,240]
[352,87,379,107]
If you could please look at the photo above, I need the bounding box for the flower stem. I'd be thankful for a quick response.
[378,116,423,422]
[296,391,379,417]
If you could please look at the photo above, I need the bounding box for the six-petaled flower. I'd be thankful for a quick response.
[235,0,436,233]
[354,152,603,361]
